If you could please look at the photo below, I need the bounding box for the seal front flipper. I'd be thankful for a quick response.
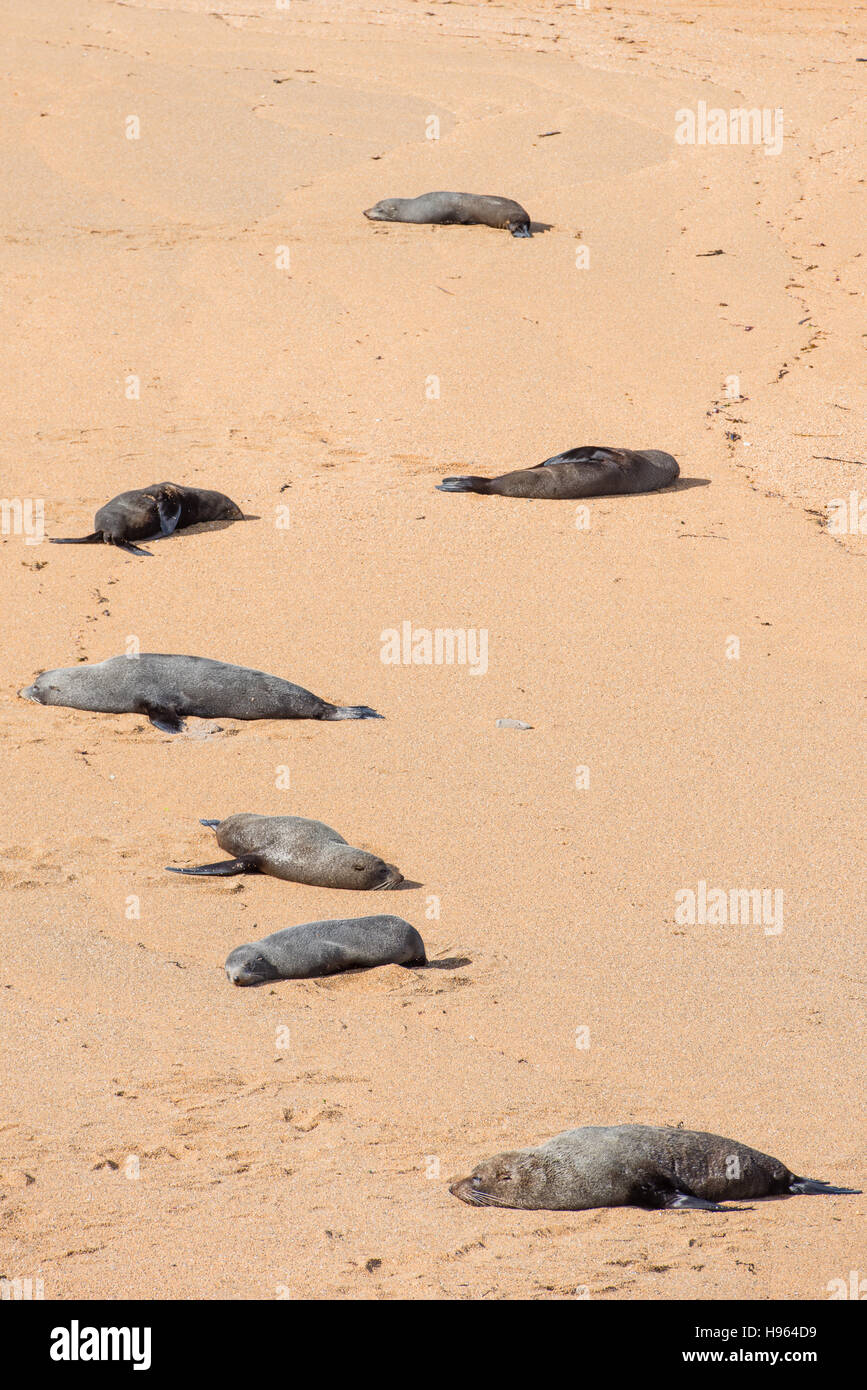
[662,1192,727,1212]
[145,706,185,734]
[632,1180,725,1212]
[115,539,153,557]
[165,858,257,876]
[156,495,183,536]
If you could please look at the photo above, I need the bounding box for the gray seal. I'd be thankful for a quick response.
[225,915,426,985]
[450,1124,860,1212]
[166,813,403,889]
[437,447,679,498]
[364,192,531,238]
[19,654,382,733]
[50,482,244,556]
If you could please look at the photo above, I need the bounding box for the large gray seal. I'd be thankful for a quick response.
[166,814,403,889]
[50,482,244,556]
[19,654,382,733]
[437,447,679,498]
[225,915,426,985]
[450,1125,860,1212]
[364,192,532,238]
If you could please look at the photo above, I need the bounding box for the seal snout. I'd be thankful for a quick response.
[375,863,404,890]
[449,1177,488,1206]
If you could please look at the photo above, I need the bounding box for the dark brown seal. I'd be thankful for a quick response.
[450,1125,860,1212]
[167,814,403,889]
[19,654,382,733]
[437,447,679,498]
[225,915,427,985]
[364,192,531,238]
[50,482,244,556]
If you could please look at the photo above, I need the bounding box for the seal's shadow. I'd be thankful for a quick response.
[392,878,423,891]
[669,478,711,492]
[421,956,471,971]
[528,222,554,235]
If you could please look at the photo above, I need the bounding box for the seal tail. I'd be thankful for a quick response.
[436,476,490,493]
[321,705,384,720]
[166,859,255,877]
[788,1177,861,1196]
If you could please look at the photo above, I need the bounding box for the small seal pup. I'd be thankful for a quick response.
[450,1125,860,1212]
[50,482,244,556]
[19,654,382,733]
[167,814,403,889]
[225,915,426,984]
[364,192,532,238]
[437,447,679,499]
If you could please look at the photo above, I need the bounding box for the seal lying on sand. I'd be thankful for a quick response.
[19,655,382,733]
[225,915,426,984]
[437,447,679,498]
[450,1125,860,1212]
[167,814,403,889]
[364,192,532,238]
[50,482,244,556]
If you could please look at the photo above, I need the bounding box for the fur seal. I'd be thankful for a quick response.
[166,814,403,889]
[364,192,531,238]
[50,482,244,556]
[450,1125,860,1212]
[19,654,382,733]
[225,915,426,985]
[437,447,679,498]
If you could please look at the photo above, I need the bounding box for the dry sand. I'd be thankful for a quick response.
[0,0,864,1300]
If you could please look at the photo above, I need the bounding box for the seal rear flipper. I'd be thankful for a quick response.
[165,858,257,876]
[788,1177,861,1196]
[145,706,185,734]
[436,477,489,493]
[509,224,531,238]
[321,705,384,720]
[199,819,221,830]
[50,533,102,545]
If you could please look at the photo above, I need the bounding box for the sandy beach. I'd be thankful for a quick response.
[0,0,864,1300]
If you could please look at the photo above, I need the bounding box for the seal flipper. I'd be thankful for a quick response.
[156,495,183,536]
[437,477,489,493]
[788,1177,861,1196]
[509,224,531,238]
[166,858,257,876]
[114,539,153,557]
[631,1180,726,1212]
[145,706,185,734]
[321,705,384,720]
[199,819,221,830]
[663,1192,727,1212]
[50,533,102,545]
